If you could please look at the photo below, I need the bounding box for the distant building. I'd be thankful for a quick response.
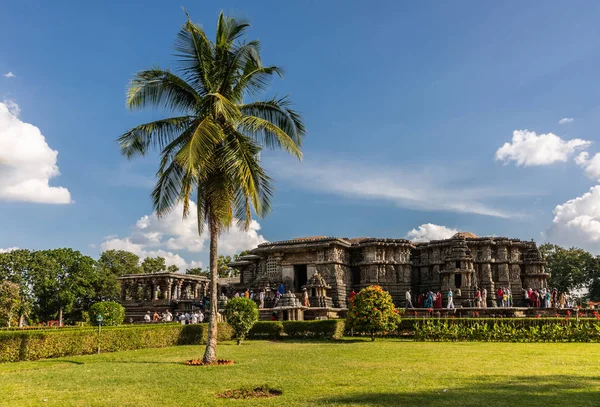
[229,233,548,308]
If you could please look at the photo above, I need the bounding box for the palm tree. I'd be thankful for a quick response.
[117,12,305,363]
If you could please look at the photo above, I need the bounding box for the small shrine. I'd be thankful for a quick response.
[272,292,307,321]
[304,271,333,308]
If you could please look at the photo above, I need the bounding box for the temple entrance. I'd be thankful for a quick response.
[293,264,308,292]
[351,267,361,287]
[455,273,462,289]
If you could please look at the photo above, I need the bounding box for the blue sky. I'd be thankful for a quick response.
[1,1,600,268]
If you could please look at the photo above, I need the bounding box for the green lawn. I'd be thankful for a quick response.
[1,339,600,406]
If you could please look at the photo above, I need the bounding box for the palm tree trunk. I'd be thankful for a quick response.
[202,215,219,364]
[59,306,63,327]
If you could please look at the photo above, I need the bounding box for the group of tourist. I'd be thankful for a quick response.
[230,283,312,308]
[523,287,570,308]
[405,289,462,309]
[143,309,205,324]
[404,287,571,309]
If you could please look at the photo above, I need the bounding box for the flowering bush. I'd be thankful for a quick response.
[346,285,401,341]
[223,297,259,345]
[88,301,125,326]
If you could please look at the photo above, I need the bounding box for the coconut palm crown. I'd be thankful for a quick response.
[117,12,305,363]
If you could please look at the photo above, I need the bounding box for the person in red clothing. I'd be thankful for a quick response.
[349,290,357,304]
[497,287,503,307]
[434,291,443,308]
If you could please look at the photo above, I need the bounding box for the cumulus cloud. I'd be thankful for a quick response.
[495,130,590,166]
[3,72,15,78]
[100,201,267,270]
[0,101,71,204]
[547,186,600,254]
[265,156,533,218]
[0,247,18,253]
[406,224,458,242]
[575,152,600,181]
[559,117,574,125]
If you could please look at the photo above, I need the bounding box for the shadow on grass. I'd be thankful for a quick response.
[318,375,600,407]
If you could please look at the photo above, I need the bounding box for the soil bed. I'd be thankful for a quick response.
[216,385,282,399]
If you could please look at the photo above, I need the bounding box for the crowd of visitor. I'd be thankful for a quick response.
[143,309,205,324]
[403,286,572,309]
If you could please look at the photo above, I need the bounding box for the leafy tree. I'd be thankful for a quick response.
[30,249,97,325]
[96,250,142,301]
[0,249,34,326]
[223,297,258,345]
[218,255,236,278]
[0,280,21,327]
[346,285,401,341]
[167,264,180,273]
[233,250,249,260]
[186,267,208,277]
[141,256,167,274]
[541,244,599,295]
[88,301,125,326]
[118,12,304,363]
[98,250,141,276]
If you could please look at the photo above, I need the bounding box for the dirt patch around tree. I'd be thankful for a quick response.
[216,385,283,399]
[185,359,234,366]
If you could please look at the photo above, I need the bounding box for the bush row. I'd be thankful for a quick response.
[412,318,600,342]
[0,323,233,363]
[247,320,345,340]
[0,320,345,362]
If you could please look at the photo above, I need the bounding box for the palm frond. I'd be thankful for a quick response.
[126,69,200,113]
[118,116,194,158]
[239,97,306,146]
[175,19,214,95]
[237,115,302,159]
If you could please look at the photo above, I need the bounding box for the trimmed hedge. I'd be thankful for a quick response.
[247,320,345,340]
[412,318,600,342]
[0,323,233,363]
[283,320,345,339]
[248,321,284,339]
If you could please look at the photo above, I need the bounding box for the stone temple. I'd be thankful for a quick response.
[229,233,548,309]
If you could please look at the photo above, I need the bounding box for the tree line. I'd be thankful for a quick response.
[0,248,247,327]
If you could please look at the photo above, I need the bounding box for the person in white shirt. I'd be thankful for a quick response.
[144,312,151,323]
[198,311,205,323]
[191,312,198,324]
[405,289,414,308]
[259,290,265,308]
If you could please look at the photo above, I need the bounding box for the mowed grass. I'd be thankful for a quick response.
[1,339,600,407]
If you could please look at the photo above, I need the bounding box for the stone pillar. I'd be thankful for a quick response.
[151,279,158,300]
[177,280,184,300]
[121,282,127,301]
[166,278,173,301]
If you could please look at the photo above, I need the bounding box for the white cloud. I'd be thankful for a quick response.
[266,157,530,218]
[575,152,600,181]
[406,224,458,242]
[0,101,71,204]
[495,129,590,166]
[0,247,18,253]
[3,72,15,78]
[559,117,574,125]
[547,186,600,254]
[100,201,267,270]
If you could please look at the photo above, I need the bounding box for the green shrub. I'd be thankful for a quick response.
[346,285,400,341]
[224,297,259,345]
[88,302,125,326]
[413,318,600,342]
[248,321,284,339]
[0,322,233,363]
[282,320,345,340]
